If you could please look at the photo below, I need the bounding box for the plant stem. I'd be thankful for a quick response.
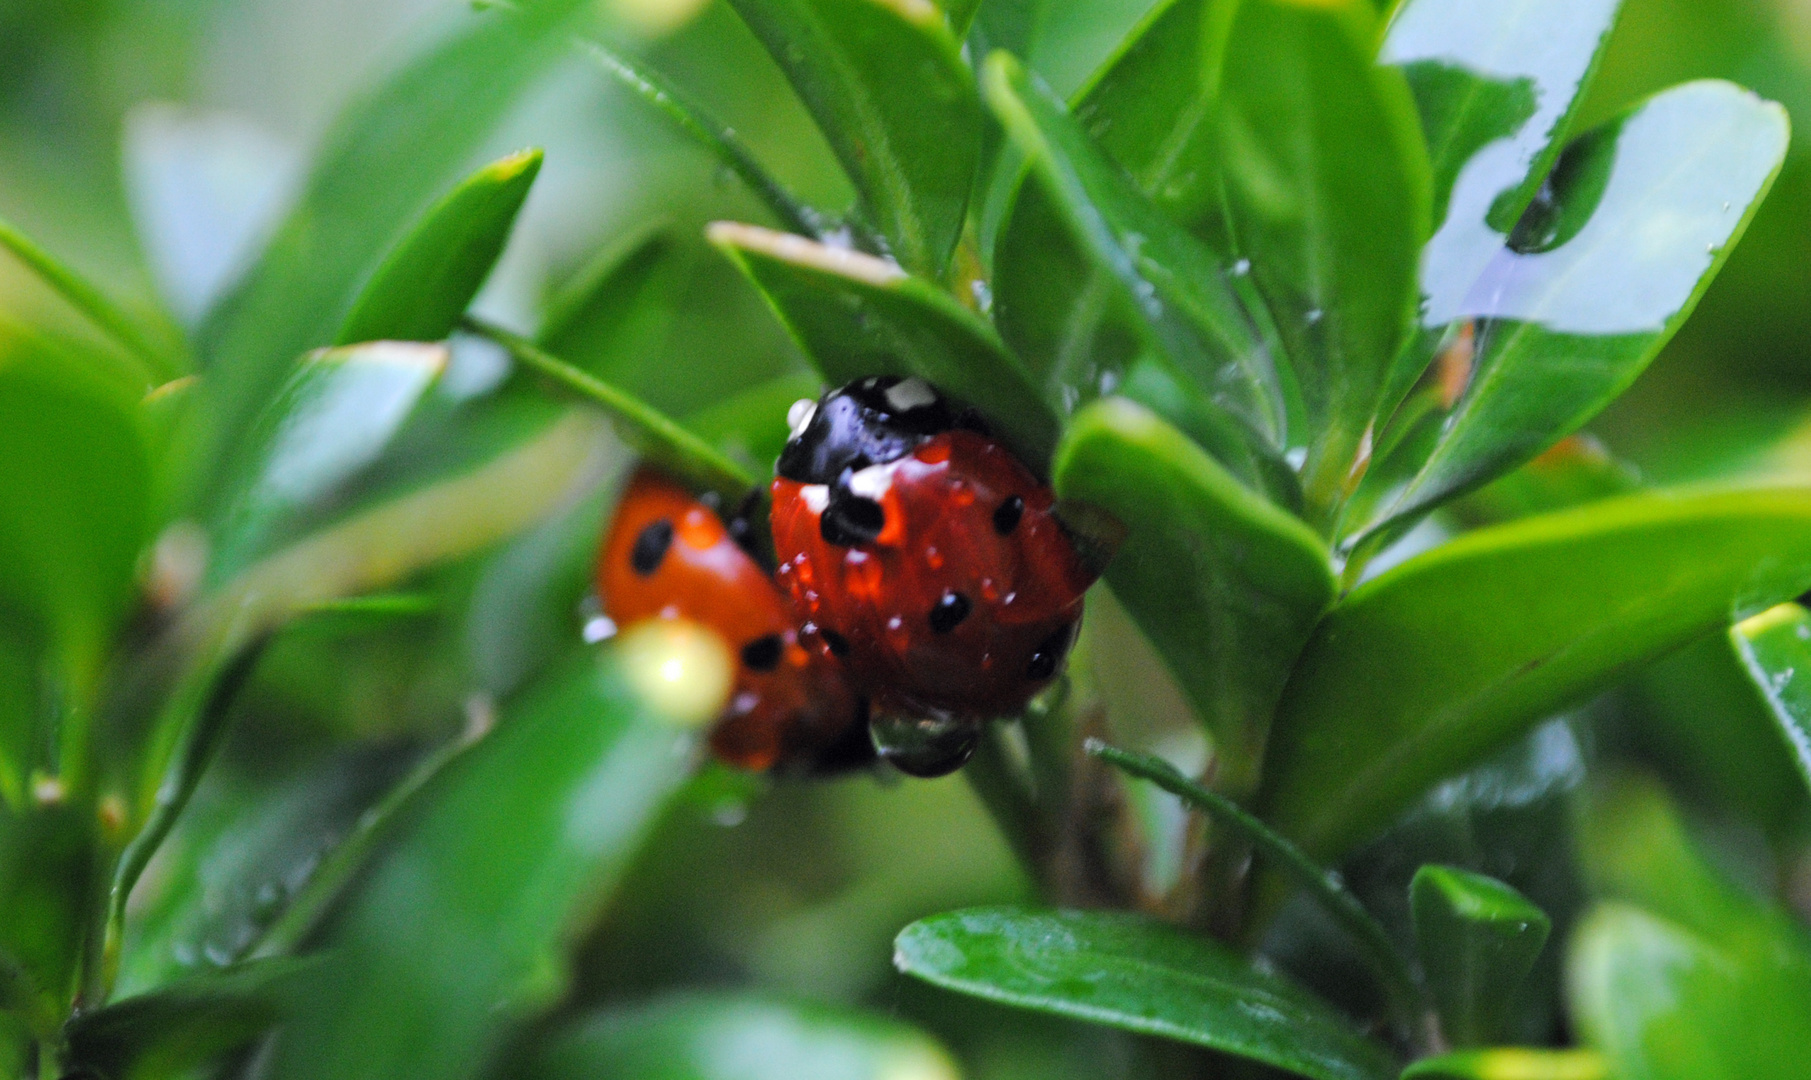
[1086,739,1429,1045]
[0,215,182,380]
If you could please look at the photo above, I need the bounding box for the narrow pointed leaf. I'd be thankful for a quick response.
[335,150,542,346]
[469,320,758,499]
[209,341,447,582]
[985,52,1284,488]
[1402,1049,1609,1080]
[1410,865,1551,1048]
[260,646,703,1080]
[522,993,960,1080]
[1217,0,1430,514]
[579,45,822,240]
[895,907,1396,1080]
[540,222,685,382]
[710,221,1058,466]
[723,0,979,276]
[193,0,590,509]
[1730,603,1811,799]
[1259,483,1811,862]
[1358,82,1788,539]
[1052,399,1332,792]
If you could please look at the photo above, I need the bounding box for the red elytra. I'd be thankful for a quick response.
[597,469,865,771]
[771,429,1093,719]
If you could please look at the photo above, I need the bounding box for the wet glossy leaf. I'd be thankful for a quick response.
[540,223,685,383]
[1409,865,1551,1048]
[1217,0,1429,516]
[895,906,1395,1080]
[1259,483,1811,863]
[1052,399,1333,794]
[1401,1048,1608,1080]
[1567,778,1811,1080]
[0,333,151,692]
[209,342,447,583]
[710,222,1058,466]
[193,0,590,510]
[260,646,701,1080]
[522,993,960,1080]
[335,150,542,347]
[985,53,1283,489]
[724,0,979,276]
[67,957,314,1079]
[1730,603,1811,801]
[1356,82,1788,539]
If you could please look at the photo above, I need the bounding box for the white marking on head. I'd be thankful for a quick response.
[847,464,892,501]
[885,377,937,412]
[787,397,817,438]
[801,484,830,513]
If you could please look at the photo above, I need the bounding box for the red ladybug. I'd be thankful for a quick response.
[769,377,1096,776]
[598,469,870,773]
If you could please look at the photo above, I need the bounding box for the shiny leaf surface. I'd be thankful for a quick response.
[1355,82,1788,539]
[523,993,960,1080]
[1217,0,1429,515]
[895,906,1396,1080]
[1730,602,1811,799]
[335,150,542,346]
[260,647,701,1080]
[1053,398,1333,792]
[1409,865,1551,1048]
[710,221,1058,466]
[1260,483,1811,862]
[723,0,979,276]
[985,53,1283,488]
[67,958,314,1079]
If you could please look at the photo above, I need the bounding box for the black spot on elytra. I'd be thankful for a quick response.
[740,634,783,672]
[929,591,971,635]
[992,495,1024,536]
[820,627,850,657]
[1027,622,1077,680]
[820,493,885,547]
[631,519,674,576]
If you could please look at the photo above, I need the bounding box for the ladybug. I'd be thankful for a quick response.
[598,469,870,773]
[770,377,1097,776]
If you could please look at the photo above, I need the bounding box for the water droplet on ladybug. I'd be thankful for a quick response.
[870,712,980,778]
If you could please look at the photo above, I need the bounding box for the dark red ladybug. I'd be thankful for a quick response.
[769,377,1096,777]
[599,469,870,773]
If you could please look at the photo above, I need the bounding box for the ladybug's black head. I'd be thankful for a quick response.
[776,376,983,484]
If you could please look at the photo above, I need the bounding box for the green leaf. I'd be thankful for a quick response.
[539,222,685,383]
[1085,740,1422,1036]
[192,0,590,511]
[1445,436,1638,530]
[894,906,1396,1080]
[0,804,98,1033]
[467,320,759,500]
[522,993,960,1080]
[1354,82,1788,539]
[1052,398,1332,792]
[259,646,702,1080]
[1409,865,1551,1048]
[578,45,824,241]
[984,52,1285,490]
[1216,0,1430,516]
[0,214,183,382]
[0,332,152,778]
[67,957,314,1080]
[1401,1048,1609,1080]
[709,221,1058,466]
[1730,603,1811,801]
[209,341,447,583]
[335,150,542,347]
[723,0,979,276]
[1383,0,1620,260]
[684,372,823,476]
[1258,482,1811,863]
